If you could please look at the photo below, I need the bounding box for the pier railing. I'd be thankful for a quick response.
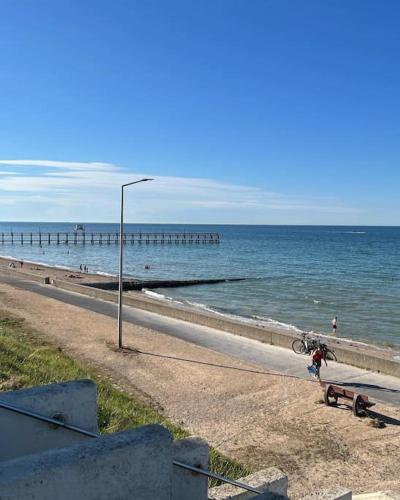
[0,232,220,245]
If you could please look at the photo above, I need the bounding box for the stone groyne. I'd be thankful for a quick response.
[81,278,245,291]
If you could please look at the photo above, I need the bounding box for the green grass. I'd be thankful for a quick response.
[0,314,250,485]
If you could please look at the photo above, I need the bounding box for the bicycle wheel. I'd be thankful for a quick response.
[292,339,307,354]
[325,349,337,362]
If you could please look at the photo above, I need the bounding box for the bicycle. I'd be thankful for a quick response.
[292,333,318,355]
[292,333,337,362]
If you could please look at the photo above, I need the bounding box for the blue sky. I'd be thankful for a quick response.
[0,1,399,224]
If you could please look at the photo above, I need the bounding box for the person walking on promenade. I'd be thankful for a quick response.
[309,346,326,381]
[332,316,338,334]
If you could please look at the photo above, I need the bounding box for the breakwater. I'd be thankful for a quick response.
[0,231,220,245]
[82,277,245,291]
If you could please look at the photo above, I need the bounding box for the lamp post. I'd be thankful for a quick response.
[118,178,153,349]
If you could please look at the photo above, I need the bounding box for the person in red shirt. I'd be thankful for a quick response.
[310,346,326,381]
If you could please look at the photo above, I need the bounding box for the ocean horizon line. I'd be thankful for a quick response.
[0,221,399,228]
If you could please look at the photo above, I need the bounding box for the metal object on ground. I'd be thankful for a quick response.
[0,399,99,438]
[322,383,375,416]
[173,461,262,495]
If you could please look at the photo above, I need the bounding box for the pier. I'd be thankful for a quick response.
[0,232,220,246]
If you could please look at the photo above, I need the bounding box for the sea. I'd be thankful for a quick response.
[1,222,399,349]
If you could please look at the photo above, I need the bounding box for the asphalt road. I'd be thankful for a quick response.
[2,273,400,407]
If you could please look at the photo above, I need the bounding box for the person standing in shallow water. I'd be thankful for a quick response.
[332,316,338,334]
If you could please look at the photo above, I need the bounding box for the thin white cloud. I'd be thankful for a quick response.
[188,200,364,213]
[0,159,365,222]
[0,160,117,171]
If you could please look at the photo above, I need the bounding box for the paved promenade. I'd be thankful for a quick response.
[2,272,400,407]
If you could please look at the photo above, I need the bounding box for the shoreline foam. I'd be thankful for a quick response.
[141,284,393,352]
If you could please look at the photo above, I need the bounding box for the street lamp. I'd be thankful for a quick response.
[117,178,153,349]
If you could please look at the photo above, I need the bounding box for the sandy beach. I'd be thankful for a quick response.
[1,264,400,497]
[0,255,114,284]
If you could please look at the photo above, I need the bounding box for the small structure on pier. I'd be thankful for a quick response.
[0,231,220,246]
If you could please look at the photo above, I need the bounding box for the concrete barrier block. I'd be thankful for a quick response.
[0,424,172,500]
[0,379,97,461]
[173,436,208,500]
[208,467,288,500]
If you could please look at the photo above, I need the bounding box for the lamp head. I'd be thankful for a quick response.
[122,178,154,188]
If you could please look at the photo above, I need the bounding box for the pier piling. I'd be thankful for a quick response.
[0,231,220,246]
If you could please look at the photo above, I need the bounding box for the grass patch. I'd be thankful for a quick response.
[0,314,250,485]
